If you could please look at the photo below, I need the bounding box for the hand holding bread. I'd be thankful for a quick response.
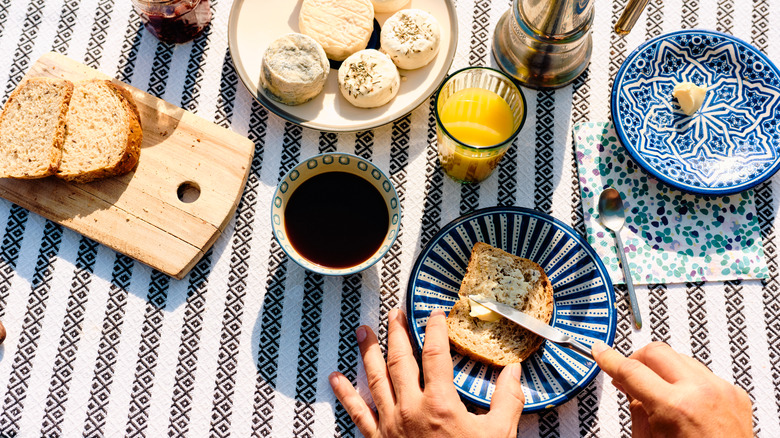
[331,244,753,437]
[329,309,525,438]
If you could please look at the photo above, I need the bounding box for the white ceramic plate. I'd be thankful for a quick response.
[228,0,458,132]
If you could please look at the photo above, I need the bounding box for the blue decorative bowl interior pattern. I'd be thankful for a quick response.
[271,153,401,276]
[612,30,780,195]
[406,207,616,412]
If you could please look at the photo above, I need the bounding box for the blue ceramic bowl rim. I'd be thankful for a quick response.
[434,66,528,151]
[405,206,616,412]
[611,29,780,196]
[270,152,401,276]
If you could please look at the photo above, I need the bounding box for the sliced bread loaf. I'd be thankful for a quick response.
[446,242,554,367]
[0,77,73,178]
[57,79,142,183]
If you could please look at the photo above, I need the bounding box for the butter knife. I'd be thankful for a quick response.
[468,295,594,361]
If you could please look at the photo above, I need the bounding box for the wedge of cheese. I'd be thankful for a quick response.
[338,49,400,108]
[260,33,330,106]
[672,81,707,115]
[380,9,441,70]
[299,0,375,62]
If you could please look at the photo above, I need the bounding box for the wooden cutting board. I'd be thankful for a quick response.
[0,52,254,279]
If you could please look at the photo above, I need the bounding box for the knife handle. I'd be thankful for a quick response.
[563,338,595,362]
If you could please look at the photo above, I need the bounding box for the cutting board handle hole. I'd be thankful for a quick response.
[177,181,201,203]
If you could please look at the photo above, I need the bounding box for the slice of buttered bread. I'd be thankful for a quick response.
[0,77,73,178]
[447,242,554,367]
[57,79,141,183]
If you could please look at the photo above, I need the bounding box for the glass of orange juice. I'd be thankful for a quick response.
[435,67,526,183]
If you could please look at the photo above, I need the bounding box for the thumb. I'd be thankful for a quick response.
[486,362,525,425]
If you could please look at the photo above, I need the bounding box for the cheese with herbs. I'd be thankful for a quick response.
[380,9,441,70]
[260,33,330,106]
[299,0,375,62]
[338,49,400,108]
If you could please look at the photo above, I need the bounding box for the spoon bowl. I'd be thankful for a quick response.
[598,187,642,329]
[598,188,627,231]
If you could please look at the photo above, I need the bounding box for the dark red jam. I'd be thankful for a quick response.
[136,0,212,44]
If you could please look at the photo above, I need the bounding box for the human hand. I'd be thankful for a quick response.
[329,308,525,438]
[593,341,753,438]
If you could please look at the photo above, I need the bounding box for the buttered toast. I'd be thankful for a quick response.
[446,242,554,367]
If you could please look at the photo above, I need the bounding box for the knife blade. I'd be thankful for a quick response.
[468,295,594,361]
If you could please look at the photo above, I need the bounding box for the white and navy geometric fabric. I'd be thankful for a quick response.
[0,0,777,437]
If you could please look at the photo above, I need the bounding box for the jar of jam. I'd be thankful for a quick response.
[132,0,212,44]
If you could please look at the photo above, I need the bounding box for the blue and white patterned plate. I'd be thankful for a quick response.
[406,207,616,412]
[612,30,780,195]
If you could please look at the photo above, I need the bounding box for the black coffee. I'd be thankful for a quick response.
[284,172,389,269]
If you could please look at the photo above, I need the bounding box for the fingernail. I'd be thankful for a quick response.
[510,363,522,380]
[592,341,609,356]
[430,309,445,318]
[356,326,367,343]
[329,372,340,389]
[388,308,399,320]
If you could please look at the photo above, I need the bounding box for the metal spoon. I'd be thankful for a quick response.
[598,187,642,329]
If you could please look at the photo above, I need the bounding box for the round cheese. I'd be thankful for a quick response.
[371,0,409,13]
[299,0,375,62]
[260,33,330,106]
[380,9,441,70]
[338,49,400,108]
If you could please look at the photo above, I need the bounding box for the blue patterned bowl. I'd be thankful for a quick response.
[271,153,401,276]
[612,30,780,195]
[406,207,616,412]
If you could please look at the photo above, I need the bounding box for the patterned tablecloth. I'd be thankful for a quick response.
[0,0,778,437]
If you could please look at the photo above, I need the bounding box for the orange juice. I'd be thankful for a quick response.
[439,88,515,146]
[437,87,516,183]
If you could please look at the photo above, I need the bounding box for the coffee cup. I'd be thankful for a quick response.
[271,153,401,276]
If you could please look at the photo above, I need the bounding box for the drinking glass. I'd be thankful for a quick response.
[132,0,212,44]
[435,67,526,183]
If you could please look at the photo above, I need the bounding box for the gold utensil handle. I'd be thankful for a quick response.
[615,0,651,35]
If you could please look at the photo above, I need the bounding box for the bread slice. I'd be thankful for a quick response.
[0,77,73,178]
[57,79,142,183]
[446,242,554,367]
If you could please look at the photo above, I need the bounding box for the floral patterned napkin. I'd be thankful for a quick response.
[574,121,768,285]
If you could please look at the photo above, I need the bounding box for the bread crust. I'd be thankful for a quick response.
[0,77,73,178]
[446,242,554,367]
[56,79,142,183]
